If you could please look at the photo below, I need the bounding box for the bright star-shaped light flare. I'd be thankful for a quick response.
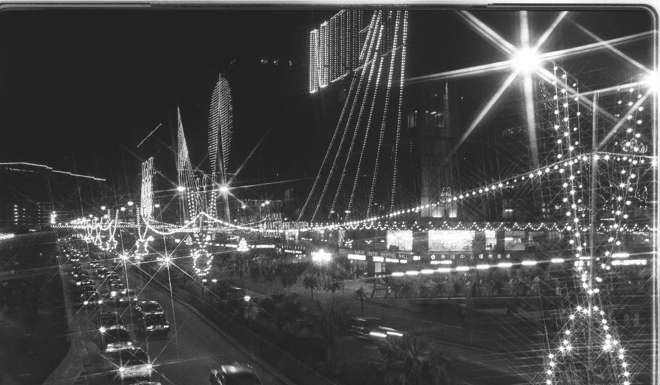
[643,71,660,93]
[512,47,541,74]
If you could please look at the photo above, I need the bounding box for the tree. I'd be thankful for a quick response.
[355,286,367,315]
[303,275,319,298]
[314,300,349,373]
[324,279,343,297]
[426,348,462,385]
[377,336,426,385]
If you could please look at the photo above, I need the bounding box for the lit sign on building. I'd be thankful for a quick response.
[428,230,474,252]
[504,231,526,251]
[386,230,413,251]
[347,253,367,261]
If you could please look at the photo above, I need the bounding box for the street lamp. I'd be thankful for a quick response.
[127,201,134,207]
[100,205,106,211]
[176,185,186,192]
[219,184,230,195]
[120,207,126,212]
[154,203,160,208]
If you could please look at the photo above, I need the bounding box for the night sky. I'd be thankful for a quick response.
[0,6,653,202]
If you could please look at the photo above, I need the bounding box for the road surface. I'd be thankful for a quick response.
[60,253,285,385]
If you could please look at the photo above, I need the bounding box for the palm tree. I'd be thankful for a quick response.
[377,336,426,385]
[426,348,462,385]
[303,275,319,298]
[355,286,367,315]
[315,300,349,373]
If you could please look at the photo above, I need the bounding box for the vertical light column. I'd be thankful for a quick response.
[140,157,154,220]
[309,29,319,93]
[319,22,329,88]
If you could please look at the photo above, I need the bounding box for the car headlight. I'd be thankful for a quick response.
[368,331,388,338]
[146,326,154,330]
[127,341,132,346]
[99,326,106,333]
[83,300,89,305]
[118,366,125,373]
[163,324,169,328]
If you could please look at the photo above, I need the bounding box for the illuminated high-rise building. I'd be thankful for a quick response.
[406,82,458,218]
[308,29,319,93]
[307,9,370,94]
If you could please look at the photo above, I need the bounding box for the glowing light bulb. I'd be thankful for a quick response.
[512,47,541,74]
[643,71,660,93]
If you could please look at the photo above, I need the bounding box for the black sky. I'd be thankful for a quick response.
[0,6,654,201]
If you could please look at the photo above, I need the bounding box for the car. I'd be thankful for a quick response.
[70,271,89,282]
[98,311,124,334]
[226,287,247,302]
[74,278,94,288]
[74,283,96,298]
[80,290,103,307]
[101,325,134,352]
[349,317,404,340]
[95,267,111,280]
[118,289,139,304]
[101,293,126,311]
[139,313,170,336]
[107,271,121,280]
[134,300,164,317]
[209,364,263,385]
[108,347,153,381]
[108,281,125,293]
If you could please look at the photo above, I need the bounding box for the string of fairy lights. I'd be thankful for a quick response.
[389,10,408,213]
[366,12,401,218]
[328,22,384,217]
[539,67,649,385]
[309,11,384,222]
[301,10,412,223]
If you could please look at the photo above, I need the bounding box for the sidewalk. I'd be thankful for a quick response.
[43,256,88,385]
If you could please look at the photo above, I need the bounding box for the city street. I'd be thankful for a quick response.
[0,6,656,385]
[54,252,286,385]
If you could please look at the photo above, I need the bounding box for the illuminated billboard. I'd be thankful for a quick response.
[386,230,413,251]
[428,230,474,252]
[504,231,526,251]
